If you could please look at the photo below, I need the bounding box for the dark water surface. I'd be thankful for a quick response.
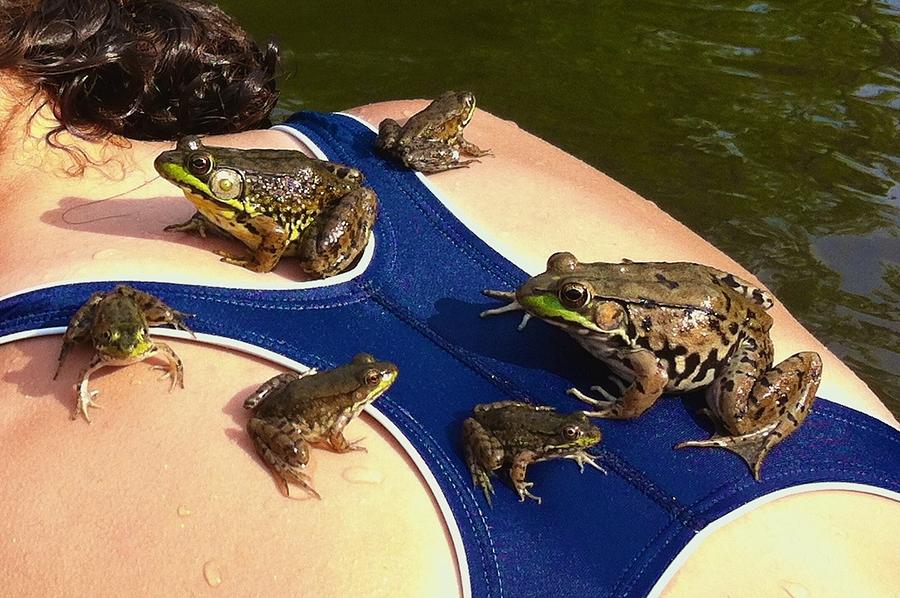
[221,0,900,416]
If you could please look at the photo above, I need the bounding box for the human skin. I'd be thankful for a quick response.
[0,94,897,596]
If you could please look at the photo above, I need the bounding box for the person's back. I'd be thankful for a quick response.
[0,1,897,596]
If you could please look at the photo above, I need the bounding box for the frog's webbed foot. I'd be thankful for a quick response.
[676,428,779,481]
[55,292,106,379]
[565,450,608,474]
[149,343,184,391]
[471,467,496,507]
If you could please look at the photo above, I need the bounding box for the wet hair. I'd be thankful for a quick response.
[0,0,279,143]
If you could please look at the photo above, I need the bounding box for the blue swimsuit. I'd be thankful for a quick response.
[2,112,898,597]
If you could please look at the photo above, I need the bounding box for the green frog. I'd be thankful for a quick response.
[462,401,605,505]
[375,91,491,173]
[481,252,823,480]
[154,136,378,278]
[243,353,399,498]
[54,285,191,422]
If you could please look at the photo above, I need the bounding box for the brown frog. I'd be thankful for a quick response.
[375,91,491,173]
[481,252,823,480]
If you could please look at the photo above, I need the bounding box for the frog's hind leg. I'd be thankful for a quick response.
[462,417,503,506]
[298,187,378,278]
[243,372,300,410]
[122,286,193,334]
[677,345,822,480]
[374,118,402,153]
[247,417,320,499]
[55,291,105,379]
[404,142,481,174]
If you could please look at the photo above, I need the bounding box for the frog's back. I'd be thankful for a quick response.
[583,261,766,315]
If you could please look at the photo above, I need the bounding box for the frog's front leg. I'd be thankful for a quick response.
[163,211,224,239]
[677,339,822,480]
[247,416,319,499]
[325,410,367,453]
[569,349,668,419]
[216,214,291,273]
[74,354,107,422]
[509,450,541,504]
[297,187,378,278]
[55,291,105,379]
[458,137,492,158]
[462,417,504,506]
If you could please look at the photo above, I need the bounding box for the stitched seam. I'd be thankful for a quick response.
[816,409,900,445]
[606,518,687,598]
[378,396,503,598]
[614,463,900,597]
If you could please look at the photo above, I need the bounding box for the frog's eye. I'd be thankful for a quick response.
[209,168,243,200]
[364,369,381,386]
[563,425,580,440]
[187,152,213,176]
[559,282,591,309]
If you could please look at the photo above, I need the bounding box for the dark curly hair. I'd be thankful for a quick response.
[0,0,279,142]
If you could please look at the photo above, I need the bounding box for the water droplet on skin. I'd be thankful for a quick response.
[177,505,191,517]
[91,248,125,260]
[781,580,809,598]
[203,560,223,587]
[341,466,384,485]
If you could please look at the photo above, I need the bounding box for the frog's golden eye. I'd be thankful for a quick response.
[559,282,590,309]
[209,168,243,200]
[364,369,381,386]
[187,152,213,176]
[563,425,580,440]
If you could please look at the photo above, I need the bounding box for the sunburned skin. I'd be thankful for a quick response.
[0,98,897,597]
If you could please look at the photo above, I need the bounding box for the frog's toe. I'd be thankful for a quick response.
[280,468,321,500]
[516,482,541,505]
[74,389,102,423]
[567,387,617,414]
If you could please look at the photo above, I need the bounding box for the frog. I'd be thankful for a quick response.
[462,401,605,505]
[154,136,378,278]
[243,353,399,498]
[54,285,191,422]
[481,252,823,480]
[374,90,492,174]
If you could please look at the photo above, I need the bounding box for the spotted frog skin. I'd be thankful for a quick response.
[482,252,823,480]
[243,353,398,498]
[54,285,191,422]
[462,401,604,505]
[375,91,491,173]
[155,136,378,278]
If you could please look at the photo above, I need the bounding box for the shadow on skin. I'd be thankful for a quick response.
[223,382,266,462]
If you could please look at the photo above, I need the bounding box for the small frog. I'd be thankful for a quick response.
[375,91,491,173]
[154,136,378,278]
[243,353,399,498]
[482,252,823,480]
[54,285,191,422]
[462,401,604,505]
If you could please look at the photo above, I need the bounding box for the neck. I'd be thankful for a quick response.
[0,75,168,194]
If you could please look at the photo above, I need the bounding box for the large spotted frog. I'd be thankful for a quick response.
[482,252,823,480]
[375,91,491,173]
[243,354,398,498]
[155,137,378,278]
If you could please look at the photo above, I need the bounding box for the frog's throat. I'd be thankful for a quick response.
[100,336,156,361]
[519,294,602,332]
[368,372,398,403]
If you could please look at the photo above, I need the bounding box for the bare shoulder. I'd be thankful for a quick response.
[346,101,897,427]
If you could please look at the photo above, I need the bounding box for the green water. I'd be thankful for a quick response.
[221,0,900,417]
